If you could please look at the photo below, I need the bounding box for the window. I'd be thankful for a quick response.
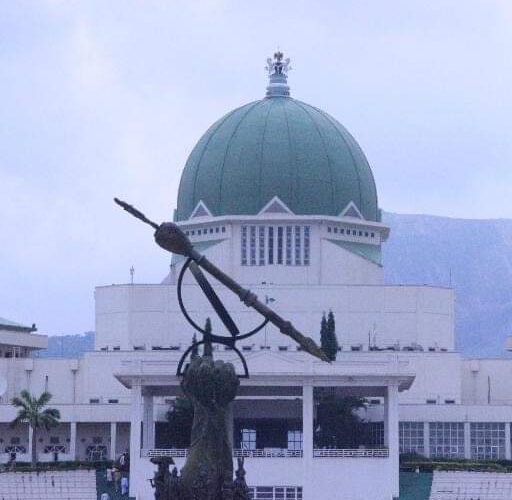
[242,346,252,352]
[359,231,363,236]
[215,227,219,233]
[400,422,424,455]
[49,436,60,444]
[259,226,265,266]
[241,225,311,266]
[352,230,357,235]
[470,422,505,460]
[444,399,455,404]
[221,226,226,233]
[351,346,361,351]
[277,227,283,264]
[287,430,302,450]
[268,227,274,264]
[304,226,310,266]
[249,487,302,500]
[191,230,195,235]
[113,346,120,351]
[426,399,437,404]
[198,229,201,235]
[108,399,119,404]
[285,226,292,265]
[327,227,332,233]
[241,226,248,266]
[334,227,338,234]
[250,226,256,266]
[365,232,369,237]
[294,226,301,265]
[367,422,384,448]
[371,232,375,238]
[240,429,256,450]
[430,422,465,458]
[210,228,213,234]
[134,345,145,351]
[89,398,100,404]
[340,228,345,234]
[278,346,288,351]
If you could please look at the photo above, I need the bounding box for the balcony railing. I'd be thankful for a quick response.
[142,448,388,459]
[313,448,389,458]
[142,448,302,458]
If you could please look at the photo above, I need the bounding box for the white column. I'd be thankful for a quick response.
[129,380,143,498]
[464,422,471,459]
[302,382,314,500]
[143,395,155,450]
[423,422,430,458]
[505,423,511,460]
[28,425,33,460]
[386,385,399,499]
[69,422,77,461]
[110,422,118,461]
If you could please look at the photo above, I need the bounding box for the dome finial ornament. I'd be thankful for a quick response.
[265,50,291,97]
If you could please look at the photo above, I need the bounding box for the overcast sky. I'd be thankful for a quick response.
[1,0,511,335]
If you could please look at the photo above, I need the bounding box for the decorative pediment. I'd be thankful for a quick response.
[339,201,364,220]
[190,200,212,219]
[258,196,294,215]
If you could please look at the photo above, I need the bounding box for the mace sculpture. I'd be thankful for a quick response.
[115,198,329,500]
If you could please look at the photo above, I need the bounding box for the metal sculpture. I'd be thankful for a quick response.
[115,197,328,500]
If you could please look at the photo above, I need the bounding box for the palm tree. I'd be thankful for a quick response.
[10,390,61,467]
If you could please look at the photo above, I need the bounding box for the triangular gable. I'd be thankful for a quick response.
[340,201,364,220]
[190,200,212,218]
[258,196,294,215]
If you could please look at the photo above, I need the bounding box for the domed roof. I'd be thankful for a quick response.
[176,57,378,222]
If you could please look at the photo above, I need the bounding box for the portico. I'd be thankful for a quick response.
[115,351,414,500]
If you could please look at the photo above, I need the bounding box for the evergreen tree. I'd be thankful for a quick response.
[324,310,339,361]
[165,396,194,448]
[191,333,199,359]
[320,313,328,356]
[314,393,368,448]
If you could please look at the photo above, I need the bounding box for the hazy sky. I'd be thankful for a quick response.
[1,0,511,335]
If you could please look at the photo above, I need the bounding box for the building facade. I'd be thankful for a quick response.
[1,54,511,500]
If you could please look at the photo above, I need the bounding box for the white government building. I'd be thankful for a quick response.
[1,55,511,500]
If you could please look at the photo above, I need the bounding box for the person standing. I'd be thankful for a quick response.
[121,475,129,496]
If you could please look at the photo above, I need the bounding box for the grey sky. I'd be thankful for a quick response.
[1,0,511,335]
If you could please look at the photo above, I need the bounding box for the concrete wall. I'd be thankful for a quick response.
[95,283,454,352]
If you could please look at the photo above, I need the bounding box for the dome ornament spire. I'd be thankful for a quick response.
[265,51,291,97]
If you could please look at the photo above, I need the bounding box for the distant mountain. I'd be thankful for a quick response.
[382,212,512,357]
[34,331,94,358]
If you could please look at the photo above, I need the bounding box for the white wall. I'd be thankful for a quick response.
[95,282,454,353]
[461,359,512,405]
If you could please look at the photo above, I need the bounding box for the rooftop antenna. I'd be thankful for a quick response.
[130,266,135,285]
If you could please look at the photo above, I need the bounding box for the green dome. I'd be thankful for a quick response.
[176,96,378,221]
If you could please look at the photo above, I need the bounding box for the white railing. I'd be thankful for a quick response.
[144,449,189,458]
[313,448,389,458]
[234,449,303,458]
[142,448,302,458]
[143,448,388,459]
